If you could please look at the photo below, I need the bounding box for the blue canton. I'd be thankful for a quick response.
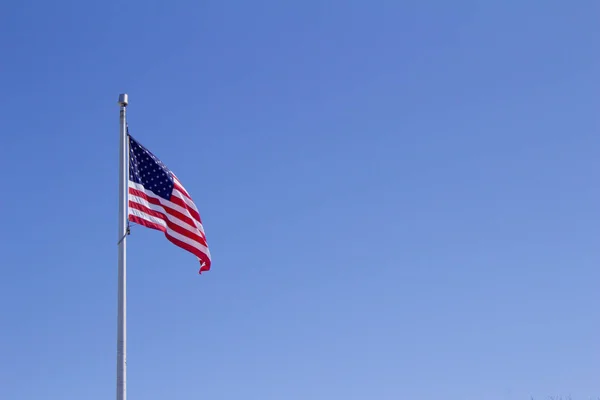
[128,134,174,200]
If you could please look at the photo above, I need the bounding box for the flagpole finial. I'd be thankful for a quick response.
[118,93,129,107]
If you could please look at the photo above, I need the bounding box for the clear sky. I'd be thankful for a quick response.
[0,1,598,399]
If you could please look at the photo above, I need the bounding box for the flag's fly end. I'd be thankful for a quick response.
[199,261,211,274]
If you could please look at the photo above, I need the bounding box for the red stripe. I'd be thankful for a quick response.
[129,187,203,235]
[129,215,211,273]
[129,201,208,247]
[199,263,210,274]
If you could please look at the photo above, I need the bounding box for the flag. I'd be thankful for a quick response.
[127,133,211,273]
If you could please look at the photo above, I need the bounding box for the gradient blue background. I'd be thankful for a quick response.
[1,1,598,399]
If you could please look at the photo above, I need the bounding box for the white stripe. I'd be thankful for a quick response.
[128,180,205,233]
[129,194,205,241]
[129,208,211,257]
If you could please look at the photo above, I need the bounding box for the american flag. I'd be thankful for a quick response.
[127,133,211,273]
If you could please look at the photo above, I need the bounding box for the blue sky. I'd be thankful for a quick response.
[0,1,598,399]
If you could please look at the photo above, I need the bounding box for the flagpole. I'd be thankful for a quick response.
[117,93,129,400]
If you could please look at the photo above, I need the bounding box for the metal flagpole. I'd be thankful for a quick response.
[117,93,129,400]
